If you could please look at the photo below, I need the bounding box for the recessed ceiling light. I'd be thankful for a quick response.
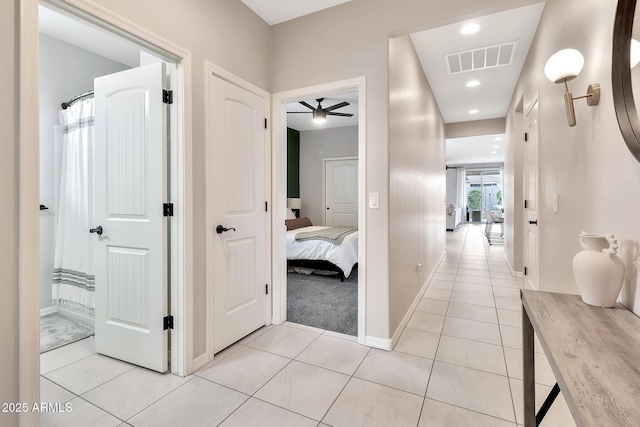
[494,137,503,141]
[491,151,498,154]
[460,23,481,35]
[492,145,500,148]
[469,109,479,114]
[466,80,481,88]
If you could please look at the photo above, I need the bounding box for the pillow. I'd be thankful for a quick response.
[285,216,313,231]
[286,207,296,219]
[446,203,456,215]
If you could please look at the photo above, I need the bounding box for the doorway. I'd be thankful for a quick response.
[465,168,503,223]
[20,1,191,418]
[273,78,367,344]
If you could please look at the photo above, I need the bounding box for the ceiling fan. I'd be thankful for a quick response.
[288,98,353,123]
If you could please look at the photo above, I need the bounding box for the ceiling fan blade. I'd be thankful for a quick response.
[299,101,315,110]
[323,101,350,112]
[327,112,354,117]
[287,111,312,113]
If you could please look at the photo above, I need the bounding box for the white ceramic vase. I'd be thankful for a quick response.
[572,232,625,307]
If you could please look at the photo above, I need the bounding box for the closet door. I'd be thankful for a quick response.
[325,158,358,227]
[93,62,169,373]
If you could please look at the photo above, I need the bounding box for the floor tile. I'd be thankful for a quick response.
[500,325,523,349]
[219,398,317,427]
[418,398,516,427]
[435,335,506,375]
[246,325,320,358]
[283,321,326,334]
[45,354,135,395]
[442,317,502,345]
[434,272,456,282]
[497,309,522,327]
[426,361,515,422]
[394,328,440,359]
[237,325,274,345]
[196,346,290,395]
[354,349,432,395]
[446,302,497,323]
[41,337,96,374]
[323,330,359,342]
[41,377,75,405]
[453,282,493,295]
[457,268,491,278]
[493,287,521,298]
[492,278,524,288]
[495,296,522,311]
[423,288,452,301]
[455,275,492,285]
[128,376,248,427]
[82,368,192,420]
[295,334,370,375]
[406,311,445,334]
[40,397,121,427]
[415,298,449,315]
[428,280,454,290]
[323,378,423,427]
[450,291,495,308]
[503,347,557,386]
[509,378,576,426]
[255,360,349,421]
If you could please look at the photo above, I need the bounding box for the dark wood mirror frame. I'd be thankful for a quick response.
[613,0,640,162]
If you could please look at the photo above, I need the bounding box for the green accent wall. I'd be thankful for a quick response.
[287,127,300,198]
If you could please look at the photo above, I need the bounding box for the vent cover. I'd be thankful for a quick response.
[445,41,519,74]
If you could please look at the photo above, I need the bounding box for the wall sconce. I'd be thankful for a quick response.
[544,49,600,127]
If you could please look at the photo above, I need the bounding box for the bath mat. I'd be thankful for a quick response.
[40,312,94,353]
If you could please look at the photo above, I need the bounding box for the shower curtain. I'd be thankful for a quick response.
[52,97,96,314]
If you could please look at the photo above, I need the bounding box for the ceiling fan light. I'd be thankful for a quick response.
[313,109,327,124]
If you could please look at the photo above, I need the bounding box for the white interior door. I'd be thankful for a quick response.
[325,158,358,227]
[207,73,268,354]
[93,62,168,372]
[524,100,539,290]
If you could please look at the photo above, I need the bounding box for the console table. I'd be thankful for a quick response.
[521,290,640,426]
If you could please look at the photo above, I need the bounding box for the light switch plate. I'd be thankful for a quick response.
[369,192,379,209]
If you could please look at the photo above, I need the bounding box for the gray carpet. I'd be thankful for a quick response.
[40,312,94,353]
[287,269,358,336]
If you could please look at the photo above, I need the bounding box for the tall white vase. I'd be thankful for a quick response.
[572,232,625,307]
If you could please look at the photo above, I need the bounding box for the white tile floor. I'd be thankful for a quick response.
[40,224,577,426]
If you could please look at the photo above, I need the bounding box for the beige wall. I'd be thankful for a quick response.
[389,36,446,333]
[0,0,18,423]
[445,118,506,139]
[506,0,640,313]
[272,0,541,339]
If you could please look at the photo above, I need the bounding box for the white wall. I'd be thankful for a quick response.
[446,168,459,206]
[299,126,358,226]
[39,34,130,311]
[0,0,18,421]
[506,0,640,314]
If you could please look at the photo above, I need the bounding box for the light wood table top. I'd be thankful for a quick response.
[521,290,640,426]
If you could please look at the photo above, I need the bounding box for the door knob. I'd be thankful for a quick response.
[216,225,236,234]
[89,226,103,235]
[528,220,538,225]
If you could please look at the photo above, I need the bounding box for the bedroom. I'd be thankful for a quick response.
[285,92,360,336]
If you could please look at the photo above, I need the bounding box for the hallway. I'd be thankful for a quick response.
[39,224,574,426]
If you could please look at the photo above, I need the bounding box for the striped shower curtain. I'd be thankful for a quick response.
[52,97,96,314]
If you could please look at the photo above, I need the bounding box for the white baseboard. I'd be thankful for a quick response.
[504,253,523,278]
[365,335,393,351]
[389,249,446,350]
[40,306,57,317]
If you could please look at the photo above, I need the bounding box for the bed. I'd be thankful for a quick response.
[286,217,358,281]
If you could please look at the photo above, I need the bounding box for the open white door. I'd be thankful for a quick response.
[93,62,169,372]
[207,73,268,354]
[524,99,539,290]
[325,158,358,227]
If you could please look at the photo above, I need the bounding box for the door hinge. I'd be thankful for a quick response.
[265,284,269,295]
[524,267,528,276]
[264,118,268,129]
[163,315,174,330]
[524,200,528,209]
[163,203,174,217]
[524,132,529,142]
[265,201,268,212]
[163,89,173,104]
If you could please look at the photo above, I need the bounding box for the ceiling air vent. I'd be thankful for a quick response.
[445,41,519,74]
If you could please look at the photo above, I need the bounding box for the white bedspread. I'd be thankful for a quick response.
[287,225,358,278]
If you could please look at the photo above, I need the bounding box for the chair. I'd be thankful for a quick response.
[485,208,504,245]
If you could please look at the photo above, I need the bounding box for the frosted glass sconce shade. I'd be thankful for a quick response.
[544,48,599,127]
[544,49,584,83]
[631,39,640,69]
